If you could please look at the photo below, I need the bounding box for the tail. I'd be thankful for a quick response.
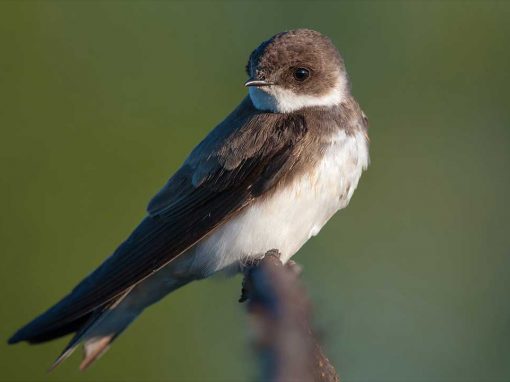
[8,312,95,345]
[9,266,188,370]
[50,288,135,371]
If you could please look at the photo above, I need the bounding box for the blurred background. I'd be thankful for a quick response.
[1,1,509,381]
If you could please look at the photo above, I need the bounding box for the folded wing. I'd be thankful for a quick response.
[9,98,307,344]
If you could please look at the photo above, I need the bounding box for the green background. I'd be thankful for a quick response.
[1,1,509,381]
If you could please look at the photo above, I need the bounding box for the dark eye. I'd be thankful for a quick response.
[293,67,310,81]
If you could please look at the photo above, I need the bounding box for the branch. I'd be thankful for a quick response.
[241,250,340,382]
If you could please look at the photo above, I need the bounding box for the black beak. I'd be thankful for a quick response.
[244,79,273,87]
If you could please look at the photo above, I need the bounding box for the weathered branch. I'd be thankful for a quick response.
[241,250,339,382]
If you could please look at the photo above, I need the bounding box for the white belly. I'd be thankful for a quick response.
[186,129,369,276]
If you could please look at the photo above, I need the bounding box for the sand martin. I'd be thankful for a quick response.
[9,29,370,369]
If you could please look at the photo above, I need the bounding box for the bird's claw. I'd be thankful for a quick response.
[239,249,282,303]
[285,260,303,276]
[238,249,305,303]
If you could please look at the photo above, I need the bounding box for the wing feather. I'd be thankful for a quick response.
[9,98,308,343]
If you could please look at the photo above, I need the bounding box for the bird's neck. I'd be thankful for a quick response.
[248,75,348,113]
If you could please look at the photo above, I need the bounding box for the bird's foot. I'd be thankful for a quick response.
[239,278,250,303]
[239,249,281,272]
[285,260,303,276]
[239,249,281,302]
[239,249,286,303]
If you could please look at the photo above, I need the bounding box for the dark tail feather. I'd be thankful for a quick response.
[48,305,111,371]
[49,288,134,371]
[8,311,95,345]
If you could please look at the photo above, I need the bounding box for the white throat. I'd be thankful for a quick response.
[248,75,347,113]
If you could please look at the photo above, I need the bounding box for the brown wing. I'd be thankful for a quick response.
[9,98,307,344]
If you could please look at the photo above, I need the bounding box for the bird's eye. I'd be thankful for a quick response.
[293,67,310,81]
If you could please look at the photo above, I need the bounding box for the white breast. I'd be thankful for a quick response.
[187,129,369,277]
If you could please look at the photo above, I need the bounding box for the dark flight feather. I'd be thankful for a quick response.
[8,97,308,344]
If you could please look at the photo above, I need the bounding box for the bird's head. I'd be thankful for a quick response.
[245,29,349,114]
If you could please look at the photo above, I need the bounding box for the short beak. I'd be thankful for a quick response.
[244,79,273,87]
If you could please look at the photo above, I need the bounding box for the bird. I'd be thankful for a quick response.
[8,29,370,370]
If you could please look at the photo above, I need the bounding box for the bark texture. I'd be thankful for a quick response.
[241,250,340,382]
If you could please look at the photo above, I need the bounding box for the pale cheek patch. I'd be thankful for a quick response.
[249,75,347,113]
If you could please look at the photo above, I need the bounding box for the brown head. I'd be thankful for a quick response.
[245,29,349,113]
